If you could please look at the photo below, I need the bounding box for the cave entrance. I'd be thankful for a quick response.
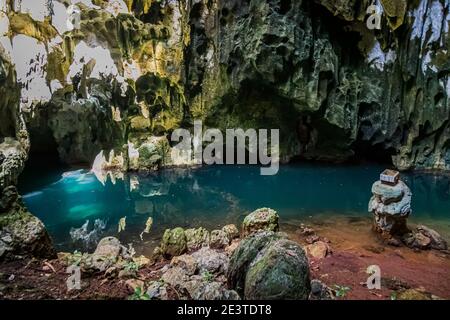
[18,112,68,194]
[351,140,396,166]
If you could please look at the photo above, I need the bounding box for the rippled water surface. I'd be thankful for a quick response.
[18,164,450,254]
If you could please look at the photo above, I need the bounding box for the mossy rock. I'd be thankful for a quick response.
[227,231,285,295]
[242,208,279,236]
[185,227,210,251]
[244,239,311,300]
[0,195,56,261]
[397,289,432,300]
[160,227,187,258]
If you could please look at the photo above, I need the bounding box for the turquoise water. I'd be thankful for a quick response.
[18,164,450,254]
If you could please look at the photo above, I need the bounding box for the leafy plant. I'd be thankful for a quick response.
[129,287,150,300]
[333,285,351,298]
[123,261,139,272]
[202,271,214,282]
[68,250,84,266]
[390,291,397,300]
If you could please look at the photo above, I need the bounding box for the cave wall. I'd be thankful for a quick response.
[0,0,449,171]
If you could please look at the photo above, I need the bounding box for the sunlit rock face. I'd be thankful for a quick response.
[0,0,449,172]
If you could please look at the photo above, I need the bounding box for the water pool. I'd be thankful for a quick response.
[18,164,450,255]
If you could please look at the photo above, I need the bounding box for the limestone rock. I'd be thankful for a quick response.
[242,208,279,236]
[402,225,448,251]
[160,227,187,258]
[170,254,198,275]
[184,280,240,300]
[222,224,240,241]
[305,241,331,259]
[416,225,448,251]
[210,229,230,249]
[191,247,229,274]
[91,236,127,271]
[184,227,210,251]
[146,281,170,300]
[397,289,432,301]
[161,266,189,288]
[371,180,406,204]
[244,239,311,300]
[369,179,412,239]
[0,187,55,261]
[309,279,335,300]
[227,231,287,296]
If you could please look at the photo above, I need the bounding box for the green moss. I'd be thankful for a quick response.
[8,12,58,42]
[380,0,407,30]
[0,206,33,229]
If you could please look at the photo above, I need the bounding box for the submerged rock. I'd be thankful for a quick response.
[242,208,279,236]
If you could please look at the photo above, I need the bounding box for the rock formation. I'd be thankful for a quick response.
[369,179,412,240]
[369,174,448,250]
[0,0,449,176]
[1,48,55,261]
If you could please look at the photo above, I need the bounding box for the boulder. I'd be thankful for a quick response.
[309,280,335,300]
[222,224,240,241]
[191,247,229,274]
[416,225,448,250]
[371,180,405,204]
[146,281,170,300]
[305,241,331,259]
[210,229,230,249]
[170,254,198,275]
[185,227,210,251]
[242,208,279,236]
[225,239,240,256]
[161,266,189,287]
[91,236,126,271]
[397,289,432,300]
[227,231,286,295]
[160,227,187,258]
[368,179,412,239]
[244,239,311,300]
[184,280,240,300]
[402,232,431,250]
[0,189,56,261]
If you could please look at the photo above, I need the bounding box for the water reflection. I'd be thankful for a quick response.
[19,164,450,252]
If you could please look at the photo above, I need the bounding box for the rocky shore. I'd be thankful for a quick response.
[1,205,449,300]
